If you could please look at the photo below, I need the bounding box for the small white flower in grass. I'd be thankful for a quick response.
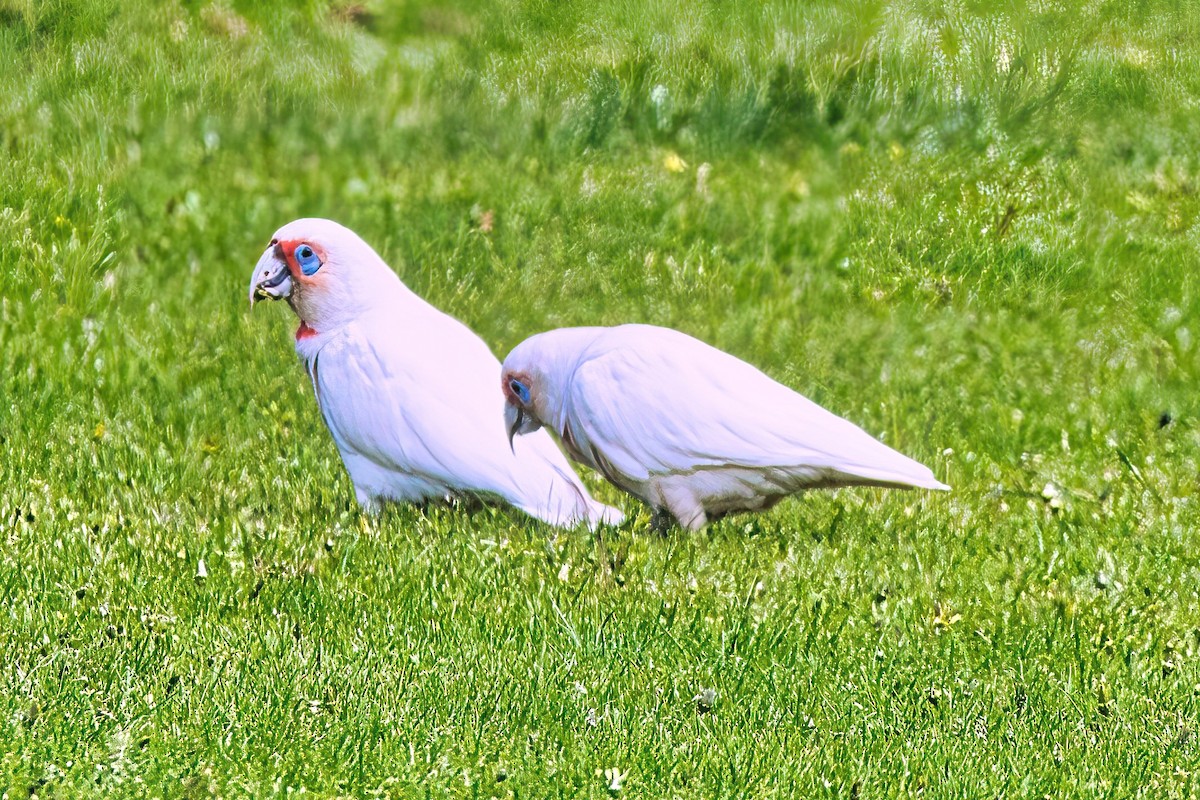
[196,558,208,580]
[1041,482,1063,510]
[694,687,716,714]
[974,715,988,739]
[580,168,598,198]
[557,562,570,582]
[585,707,598,728]
[926,685,951,706]
[696,162,712,199]
[650,84,672,131]
[1123,46,1153,67]
[604,767,627,794]
[573,681,588,697]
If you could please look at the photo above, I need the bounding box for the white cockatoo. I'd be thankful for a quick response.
[501,324,949,530]
[248,218,623,529]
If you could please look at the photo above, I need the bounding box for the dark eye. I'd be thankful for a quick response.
[295,244,321,276]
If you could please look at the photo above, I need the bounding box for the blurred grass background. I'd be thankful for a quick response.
[2,0,1200,796]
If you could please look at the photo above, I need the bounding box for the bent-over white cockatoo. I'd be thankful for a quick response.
[249,218,623,529]
[501,324,948,530]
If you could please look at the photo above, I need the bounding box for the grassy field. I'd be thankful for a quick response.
[3,0,1200,795]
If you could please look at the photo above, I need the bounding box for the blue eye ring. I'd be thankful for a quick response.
[295,243,321,276]
[509,379,531,405]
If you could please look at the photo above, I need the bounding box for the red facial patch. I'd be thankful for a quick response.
[296,321,319,341]
[501,371,530,405]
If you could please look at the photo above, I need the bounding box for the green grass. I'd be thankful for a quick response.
[3,0,1200,795]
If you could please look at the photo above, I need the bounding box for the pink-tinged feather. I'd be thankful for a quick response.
[500,323,950,529]
[252,217,623,530]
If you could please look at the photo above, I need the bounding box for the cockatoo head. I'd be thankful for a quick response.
[500,365,545,450]
[502,328,602,450]
[249,218,401,333]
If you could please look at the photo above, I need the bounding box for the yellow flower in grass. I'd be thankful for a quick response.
[932,602,962,634]
[663,151,687,173]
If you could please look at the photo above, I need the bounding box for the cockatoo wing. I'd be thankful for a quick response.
[313,310,617,526]
[563,325,947,491]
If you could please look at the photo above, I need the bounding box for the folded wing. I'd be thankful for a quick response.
[564,325,947,492]
[316,311,622,527]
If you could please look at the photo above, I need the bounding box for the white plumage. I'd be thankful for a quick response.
[249,218,622,529]
[501,324,948,530]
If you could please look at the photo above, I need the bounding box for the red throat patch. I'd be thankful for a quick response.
[296,321,318,341]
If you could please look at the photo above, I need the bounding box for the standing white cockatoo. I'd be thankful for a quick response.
[248,218,623,529]
[501,324,948,530]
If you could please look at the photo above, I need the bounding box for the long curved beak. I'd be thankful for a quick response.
[249,248,293,307]
[505,403,524,453]
[505,402,543,452]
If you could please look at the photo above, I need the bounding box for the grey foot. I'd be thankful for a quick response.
[649,507,675,536]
